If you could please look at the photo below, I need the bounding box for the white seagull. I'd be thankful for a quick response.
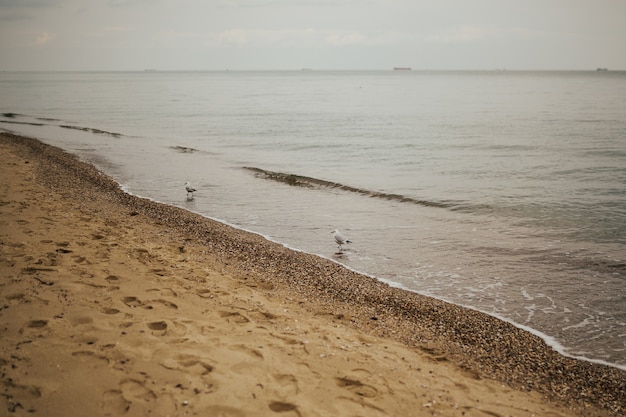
[332,229,352,251]
[185,181,197,199]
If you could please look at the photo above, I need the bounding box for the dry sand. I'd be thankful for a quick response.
[1,132,624,417]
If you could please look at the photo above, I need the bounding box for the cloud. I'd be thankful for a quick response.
[216,29,251,45]
[509,27,571,40]
[106,0,159,7]
[35,31,54,45]
[203,28,411,48]
[0,0,60,21]
[0,0,61,7]
[205,28,318,47]
[426,26,492,43]
[325,31,365,46]
[0,11,30,21]
[215,0,367,7]
[104,26,131,32]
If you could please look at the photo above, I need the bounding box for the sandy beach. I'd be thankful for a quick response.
[1,132,624,417]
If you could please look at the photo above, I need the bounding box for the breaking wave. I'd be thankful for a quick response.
[1,112,121,138]
[244,166,453,209]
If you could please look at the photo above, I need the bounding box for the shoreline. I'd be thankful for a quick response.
[1,131,624,416]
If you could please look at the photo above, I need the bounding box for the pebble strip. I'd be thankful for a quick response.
[4,132,625,416]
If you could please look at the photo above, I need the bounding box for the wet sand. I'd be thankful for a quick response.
[1,132,624,417]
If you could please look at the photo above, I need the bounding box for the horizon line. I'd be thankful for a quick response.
[1,68,623,73]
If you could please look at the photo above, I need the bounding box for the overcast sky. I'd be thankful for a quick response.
[1,0,625,71]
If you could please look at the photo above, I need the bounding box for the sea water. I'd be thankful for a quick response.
[1,70,625,369]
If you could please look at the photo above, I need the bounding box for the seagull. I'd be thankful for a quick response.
[185,181,197,199]
[332,229,352,251]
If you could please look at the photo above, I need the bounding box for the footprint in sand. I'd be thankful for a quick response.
[21,267,55,275]
[33,252,59,267]
[148,299,178,310]
[105,275,120,283]
[196,289,214,299]
[5,293,49,307]
[219,310,251,324]
[72,255,89,264]
[19,319,48,334]
[122,296,142,308]
[146,288,177,298]
[120,378,157,402]
[105,275,121,290]
[229,344,264,360]
[146,320,187,337]
[160,288,177,297]
[336,376,379,398]
[102,389,130,415]
[26,320,48,329]
[71,351,110,366]
[148,321,168,332]
[67,314,94,326]
[272,374,299,396]
[148,321,167,336]
[197,288,231,299]
[5,293,26,304]
[148,268,167,277]
[268,401,299,414]
[2,380,42,413]
[160,354,215,376]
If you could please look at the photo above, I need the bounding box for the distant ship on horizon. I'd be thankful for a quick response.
[393,67,412,71]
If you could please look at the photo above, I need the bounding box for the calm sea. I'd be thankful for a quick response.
[1,70,625,370]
